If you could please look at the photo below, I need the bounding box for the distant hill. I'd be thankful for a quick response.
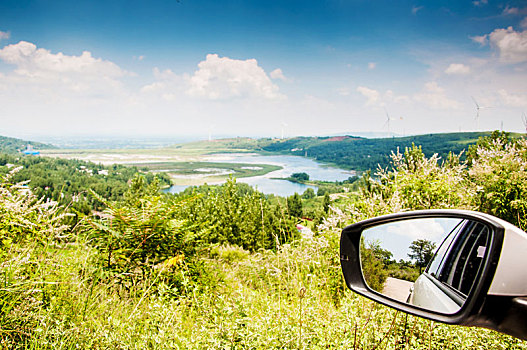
[257,132,519,171]
[0,135,57,154]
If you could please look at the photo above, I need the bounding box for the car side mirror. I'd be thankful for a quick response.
[340,209,527,340]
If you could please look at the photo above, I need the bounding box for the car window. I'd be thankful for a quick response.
[429,220,490,297]
[427,220,464,278]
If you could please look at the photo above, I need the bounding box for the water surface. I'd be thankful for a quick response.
[165,153,354,197]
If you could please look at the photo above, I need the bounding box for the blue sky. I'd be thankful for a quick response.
[1,0,526,139]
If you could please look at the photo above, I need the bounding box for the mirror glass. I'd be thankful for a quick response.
[360,217,491,314]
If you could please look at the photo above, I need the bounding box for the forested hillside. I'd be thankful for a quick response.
[0,135,57,154]
[0,152,171,223]
[259,132,520,170]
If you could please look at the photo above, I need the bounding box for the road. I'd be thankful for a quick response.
[383,277,414,303]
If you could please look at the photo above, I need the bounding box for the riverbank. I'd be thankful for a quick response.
[40,139,356,194]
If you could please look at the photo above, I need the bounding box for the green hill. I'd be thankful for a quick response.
[258,132,522,171]
[0,135,57,154]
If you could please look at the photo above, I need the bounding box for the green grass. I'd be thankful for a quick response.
[129,161,282,186]
[134,161,281,177]
[2,232,526,349]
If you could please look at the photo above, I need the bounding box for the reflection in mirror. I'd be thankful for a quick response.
[360,217,491,314]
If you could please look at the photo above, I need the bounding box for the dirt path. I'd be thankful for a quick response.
[383,277,414,303]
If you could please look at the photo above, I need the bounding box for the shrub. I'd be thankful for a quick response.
[350,144,474,222]
[83,183,194,287]
[0,167,70,248]
[469,138,527,230]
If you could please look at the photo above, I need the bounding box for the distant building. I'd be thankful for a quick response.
[22,144,40,155]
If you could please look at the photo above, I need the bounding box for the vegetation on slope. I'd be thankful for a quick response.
[0,153,171,225]
[259,131,525,171]
[0,135,57,154]
[1,132,527,349]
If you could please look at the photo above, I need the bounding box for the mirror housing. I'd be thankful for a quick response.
[340,209,527,340]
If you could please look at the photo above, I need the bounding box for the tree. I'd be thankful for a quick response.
[408,239,436,273]
[360,240,388,292]
[290,172,309,181]
[302,187,315,199]
[322,192,331,214]
[287,193,303,218]
[370,241,393,266]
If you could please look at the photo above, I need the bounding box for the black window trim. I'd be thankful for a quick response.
[422,271,466,307]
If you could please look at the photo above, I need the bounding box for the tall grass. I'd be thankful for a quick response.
[3,141,527,349]
[2,231,526,349]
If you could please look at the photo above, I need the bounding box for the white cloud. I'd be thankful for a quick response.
[470,34,488,46]
[424,81,443,93]
[386,218,447,240]
[411,5,423,15]
[498,89,527,107]
[488,27,527,63]
[368,62,376,70]
[413,82,462,110]
[270,68,287,81]
[503,5,519,15]
[0,31,9,41]
[445,63,471,75]
[521,17,527,29]
[153,67,177,80]
[0,40,130,134]
[0,41,126,78]
[187,54,283,100]
[140,67,185,101]
[356,86,380,106]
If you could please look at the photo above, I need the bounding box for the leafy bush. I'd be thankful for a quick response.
[469,138,527,230]
[350,144,474,222]
[291,172,310,181]
[178,178,299,251]
[360,240,388,292]
[210,244,250,263]
[83,177,195,288]
[0,167,70,247]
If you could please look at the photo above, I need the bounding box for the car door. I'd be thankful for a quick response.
[409,219,491,313]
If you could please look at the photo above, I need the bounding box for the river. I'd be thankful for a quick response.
[164,153,354,197]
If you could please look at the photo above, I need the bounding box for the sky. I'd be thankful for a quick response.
[0,0,527,140]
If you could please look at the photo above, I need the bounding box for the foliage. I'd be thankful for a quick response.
[387,263,420,282]
[287,192,303,218]
[350,144,474,221]
[301,187,316,199]
[210,244,250,263]
[3,133,527,348]
[260,132,497,171]
[469,138,527,230]
[466,130,513,166]
[0,152,171,227]
[408,239,436,273]
[0,167,70,247]
[0,134,56,154]
[323,192,331,213]
[177,178,299,251]
[84,191,191,286]
[290,172,310,181]
[360,240,389,292]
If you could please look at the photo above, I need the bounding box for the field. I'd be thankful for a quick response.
[136,161,281,185]
[39,138,280,186]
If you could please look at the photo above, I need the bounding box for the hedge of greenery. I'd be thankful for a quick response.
[1,132,527,349]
